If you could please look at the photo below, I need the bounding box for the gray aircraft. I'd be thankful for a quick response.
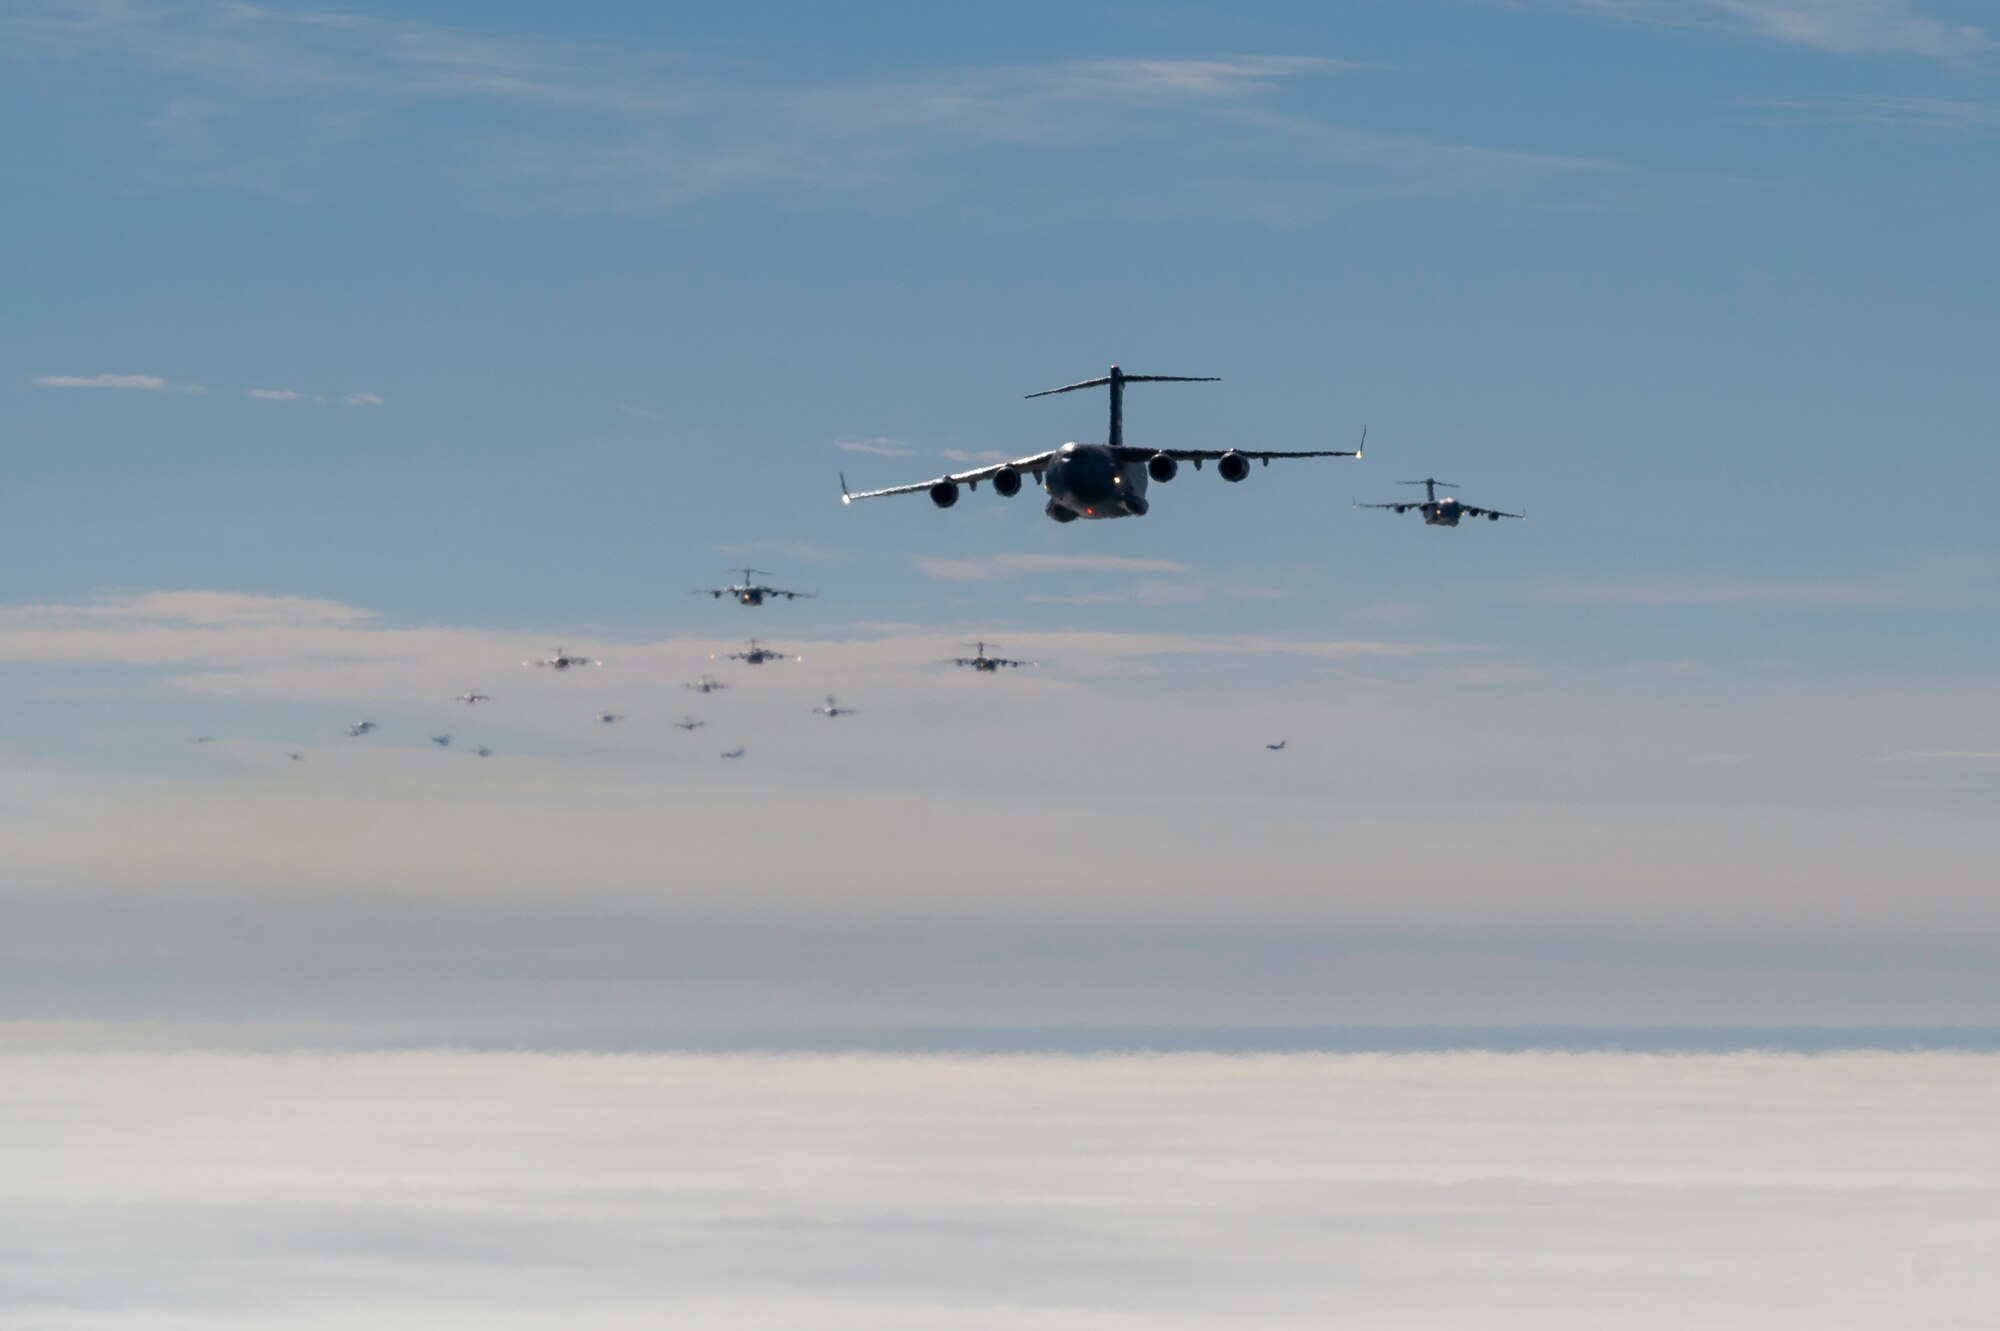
[719,639,799,666]
[672,715,708,731]
[431,734,452,747]
[839,365,1362,522]
[1267,740,1287,751]
[470,745,493,758]
[1358,478,1523,527]
[695,568,814,606]
[811,695,858,717]
[524,647,601,670]
[456,691,491,704]
[346,720,376,737]
[720,746,746,760]
[598,712,626,725]
[949,641,1032,673]
[686,675,728,694]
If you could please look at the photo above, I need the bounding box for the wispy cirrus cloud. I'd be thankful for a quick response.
[1709,0,1991,57]
[1738,93,2000,129]
[1534,569,1979,609]
[33,373,204,393]
[0,3,1607,213]
[918,553,1193,582]
[1552,0,1992,59]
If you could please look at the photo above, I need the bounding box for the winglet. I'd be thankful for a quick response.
[1356,426,1366,460]
[839,471,852,505]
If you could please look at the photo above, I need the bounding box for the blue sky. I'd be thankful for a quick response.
[2,0,1997,1033]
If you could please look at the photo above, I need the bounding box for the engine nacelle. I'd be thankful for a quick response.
[1488,511,1501,521]
[929,480,960,508]
[1217,451,1250,483]
[992,466,1022,497]
[1147,453,1178,483]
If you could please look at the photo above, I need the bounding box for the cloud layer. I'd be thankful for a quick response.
[0,1049,1993,1327]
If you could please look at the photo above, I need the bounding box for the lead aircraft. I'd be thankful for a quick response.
[840,366,1362,522]
[694,568,814,606]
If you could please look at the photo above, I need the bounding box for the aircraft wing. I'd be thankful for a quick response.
[1116,444,1362,467]
[1354,501,1415,513]
[840,451,1056,503]
[1461,504,1525,520]
[1155,447,1360,462]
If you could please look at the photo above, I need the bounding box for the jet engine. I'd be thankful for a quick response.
[1217,451,1250,483]
[1147,453,1178,483]
[992,466,1022,497]
[929,480,960,508]
[1488,511,1501,521]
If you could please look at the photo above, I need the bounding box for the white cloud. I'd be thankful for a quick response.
[837,437,915,457]
[0,1049,1993,1325]
[247,387,302,400]
[32,373,203,393]
[344,391,383,405]
[1554,0,1991,58]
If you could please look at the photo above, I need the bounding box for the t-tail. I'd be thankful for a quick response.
[1397,477,1458,503]
[1026,365,1219,449]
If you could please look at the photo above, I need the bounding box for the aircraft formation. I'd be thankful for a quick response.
[179,365,1520,763]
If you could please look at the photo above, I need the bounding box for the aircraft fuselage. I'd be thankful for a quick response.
[1423,501,1464,527]
[1043,442,1149,522]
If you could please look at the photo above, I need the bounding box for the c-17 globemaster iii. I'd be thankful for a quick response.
[525,647,601,670]
[694,568,814,606]
[718,639,799,666]
[840,365,1362,523]
[949,641,1032,673]
[1357,478,1523,527]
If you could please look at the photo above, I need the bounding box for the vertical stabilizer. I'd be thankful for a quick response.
[1026,366,1219,449]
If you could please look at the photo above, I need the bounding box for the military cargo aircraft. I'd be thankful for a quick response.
[840,366,1362,522]
[1357,478,1523,527]
[694,568,814,606]
[525,647,601,670]
[719,639,799,666]
[949,641,1032,673]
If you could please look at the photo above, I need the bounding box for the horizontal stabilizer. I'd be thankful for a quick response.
[1026,373,1218,398]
